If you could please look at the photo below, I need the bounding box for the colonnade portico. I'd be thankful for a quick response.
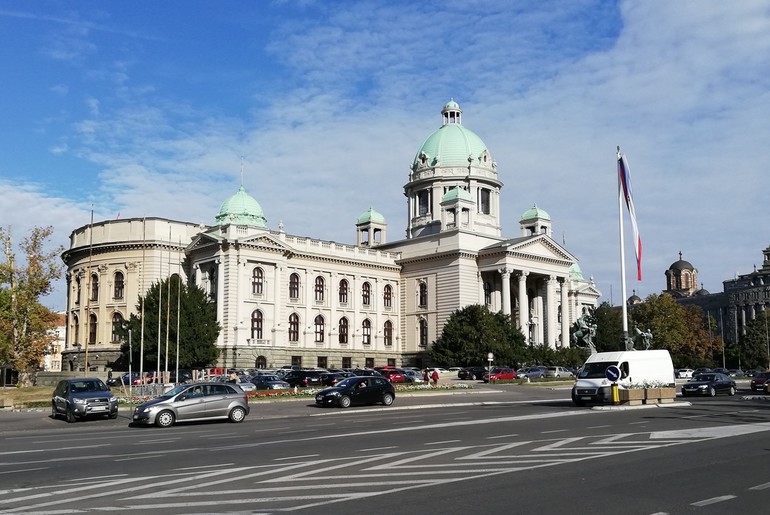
[488,267,570,348]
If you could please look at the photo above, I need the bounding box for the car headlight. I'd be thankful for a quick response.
[73,398,86,404]
[329,391,340,397]
[109,396,117,402]
[698,384,708,389]
[142,406,152,413]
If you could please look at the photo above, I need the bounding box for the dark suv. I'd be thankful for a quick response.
[458,366,487,380]
[51,378,119,423]
[282,370,324,387]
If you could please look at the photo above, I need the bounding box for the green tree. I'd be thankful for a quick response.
[591,302,625,352]
[630,294,721,367]
[430,304,526,367]
[0,226,63,386]
[739,310,770,371]
[118,276,220,370]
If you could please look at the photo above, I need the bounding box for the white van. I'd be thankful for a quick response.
[571,350,675,406]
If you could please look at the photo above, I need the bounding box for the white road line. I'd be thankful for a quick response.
[691,495,736,506]
[425,440,461,445]
[174,463,235,470]
[587,425,611,429]
[273,454,319,461]
[486,434,519,439]
[749,481,770,490]
[357,446,398,451]
[541,429,568,434]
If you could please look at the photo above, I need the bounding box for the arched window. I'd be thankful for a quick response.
[338,317,348,344]
[418,281,428,308]
[362,318,372,345]
[315,276,325,303]
[289,273,300,300]
[288,313,299,342]
[384,320,393,346]
[72,314,80,345]
[383,284,392,308]
[362,282,371,307]
[252,267,264,295]
[419,318,428,347]
[111,312,123,343]
[255,356,267,369]
[339,279,348,304]
[88,313,98,345]
[251,310,263,340]
[90,273,99,302]
[113,272,124,299]
[314,315,325,343]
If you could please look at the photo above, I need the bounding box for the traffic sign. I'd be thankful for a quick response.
[605,365,621,382]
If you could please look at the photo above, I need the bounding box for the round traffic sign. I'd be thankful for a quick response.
[605,365,621,382]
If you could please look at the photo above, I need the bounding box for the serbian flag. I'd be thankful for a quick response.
[618,152,642,280]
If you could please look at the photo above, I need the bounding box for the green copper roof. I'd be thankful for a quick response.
[357,207,386,224]
[569,263,584,281]
[521,204,551,221]
[216,186,267,228]
[442,186,473,202]
[413,101,492,169]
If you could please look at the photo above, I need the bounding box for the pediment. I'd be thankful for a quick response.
[238,234,294,252]
[482,234,576,263]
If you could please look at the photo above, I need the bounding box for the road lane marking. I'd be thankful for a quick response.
[749,481,770,490]
[425,440,461,445]
[486,434,519,439]
[691,495,736,506]
[357,446,398,451]
[541,429,568,434]
[274,454,319,461]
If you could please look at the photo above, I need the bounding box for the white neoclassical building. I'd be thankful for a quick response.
[60,100,600,372]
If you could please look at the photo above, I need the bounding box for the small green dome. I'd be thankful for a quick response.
[521,204,551,221]
[216,186,267,228]
[357,207,386,224]
[569,263,584,281]
[442,186,473,202]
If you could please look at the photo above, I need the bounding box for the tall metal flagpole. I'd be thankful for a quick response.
[156,234,163,384]
[164,226,171,382]
[617,146,630,349]
[175,237,181,384]
[140,218,146,387]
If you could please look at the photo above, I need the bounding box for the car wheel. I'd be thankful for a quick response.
[708,386,716,397]
[572,398,585,407]
[51,403,58,419]
[65,406,77,423]
[381,393,394,406]
[339,396,351,408]
[228,406,247,423]
[109,410,118,419]
[155,410,175,428]
[729,386,736,396]
[681,390,688,397]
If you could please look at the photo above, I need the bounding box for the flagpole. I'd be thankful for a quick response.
[617,146,630,349]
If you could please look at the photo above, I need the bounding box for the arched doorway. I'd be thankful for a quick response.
[255,356,267,369]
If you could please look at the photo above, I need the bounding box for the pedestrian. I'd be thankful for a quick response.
[228,371,238,384]
[430,369,439,387]
[422,369,429,385]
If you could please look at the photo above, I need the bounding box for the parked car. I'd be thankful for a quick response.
[51,378,119,423]
[249,374,290,390]
[314,376,395,408]
[282,370,324,387]
[750,371,770,391]
[519,366,547,379]
[132,382,249,427]
[350,369,384,377]
[107,372,140,387]
[483,367,517,382]
[320,372,346,387]
[544,366,573,378]
[379,369,407,383]
[713,367,731,376]
[402,370,423,383]
[681,373,736,397]
[728,369,745,377]
[675,368,694,379]
[458,366,487,380]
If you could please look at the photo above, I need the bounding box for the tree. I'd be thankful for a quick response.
[0,226,63,386]
[430,305,526,367]
[739,310,770,371]
[630,294,721,367]
[591,302,625,352]
[118,276,220,370]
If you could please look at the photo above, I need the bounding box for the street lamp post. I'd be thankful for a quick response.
[487,352,494,383]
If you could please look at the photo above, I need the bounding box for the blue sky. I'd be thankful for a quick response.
[2,0,769,311]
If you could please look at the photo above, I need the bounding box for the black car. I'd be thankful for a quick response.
[51,378,119,423]
[681,373,736,397]
[282,370,324,387]
[458,366,486,380]
[320,372,346,386]
[107,372,140,387]
[315,376,395,408]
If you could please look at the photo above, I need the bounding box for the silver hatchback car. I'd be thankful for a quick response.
[132,382,249,427]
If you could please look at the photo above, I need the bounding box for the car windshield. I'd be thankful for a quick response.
[70,380,108,393]
[577,362,616,379]
[262,375,279,381]
[159,384,192,398]
[694,374,715,381]
[336,378,362,388]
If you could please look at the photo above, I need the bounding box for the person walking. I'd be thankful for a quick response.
[422,369,430,385]
[430,369,439,387]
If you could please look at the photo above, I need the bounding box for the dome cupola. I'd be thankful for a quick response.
[215,186,267,228]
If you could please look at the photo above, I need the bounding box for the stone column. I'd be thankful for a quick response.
[500,267,512,316]
[741,305,747,336]
[560,278,569,348]
[546,276,557,348]
[517,272,529,342]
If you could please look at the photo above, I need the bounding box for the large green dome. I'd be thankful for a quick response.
[412,100,493,170]
[216,186,267,228]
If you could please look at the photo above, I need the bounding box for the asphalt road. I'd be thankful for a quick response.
[2,382,770,514]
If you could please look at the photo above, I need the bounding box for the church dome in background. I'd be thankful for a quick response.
[216,186,267,228]
[669,254,694,271]
[521,204,551,222]
[357,207,386,224]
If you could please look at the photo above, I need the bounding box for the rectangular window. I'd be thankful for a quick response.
[342,356,352,369]
[291,356,302,368]
[317,356,328,369]
[365,357,374,369]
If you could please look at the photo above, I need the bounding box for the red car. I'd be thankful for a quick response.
[378,369,407,383]
[750,371,770,391]
[483,367,517,383]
